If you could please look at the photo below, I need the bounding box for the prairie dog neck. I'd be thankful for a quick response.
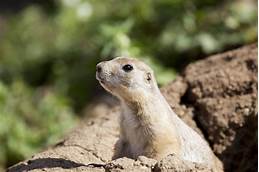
[121,90,167,117]
[120,89,175,128]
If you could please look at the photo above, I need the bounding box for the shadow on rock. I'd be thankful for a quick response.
[220,114,258,172]
[8,158,87,172]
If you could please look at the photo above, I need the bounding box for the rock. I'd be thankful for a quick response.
[153,154,212,172]
[105,157,154,172]
[182,44,257,171]
[8,44,257,172]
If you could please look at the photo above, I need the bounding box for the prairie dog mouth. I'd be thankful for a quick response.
[99,79,105,85]
[96,76,113,94]
[96,73,105,84]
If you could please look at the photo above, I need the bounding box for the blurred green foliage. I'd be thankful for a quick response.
[0,0,257,169]
[0,81,76,167]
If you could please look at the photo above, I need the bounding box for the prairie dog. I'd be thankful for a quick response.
[96,57,223,171]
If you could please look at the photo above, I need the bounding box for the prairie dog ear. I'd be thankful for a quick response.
[146,72,152,82]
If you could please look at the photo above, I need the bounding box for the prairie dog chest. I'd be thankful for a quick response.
[120,110,149,153]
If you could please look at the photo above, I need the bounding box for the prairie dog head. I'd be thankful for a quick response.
[96,57,159,100]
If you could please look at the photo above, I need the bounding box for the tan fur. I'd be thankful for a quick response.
[96,57,223,171]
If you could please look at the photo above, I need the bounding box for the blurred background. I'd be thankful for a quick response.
[0,0,257,170]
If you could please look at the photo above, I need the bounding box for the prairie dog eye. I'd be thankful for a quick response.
[122,64,133,72]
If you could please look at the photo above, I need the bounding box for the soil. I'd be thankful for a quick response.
[8,44,258,172]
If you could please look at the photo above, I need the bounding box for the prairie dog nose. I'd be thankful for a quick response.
[96,62,104,73]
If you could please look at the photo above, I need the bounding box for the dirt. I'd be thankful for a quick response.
[8,44,257,172]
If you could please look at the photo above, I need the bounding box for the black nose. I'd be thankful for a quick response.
[96,65,102,73]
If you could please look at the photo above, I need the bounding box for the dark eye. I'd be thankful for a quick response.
[122,64,133,72]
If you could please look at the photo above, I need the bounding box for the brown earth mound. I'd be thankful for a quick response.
[8,44,257,172]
